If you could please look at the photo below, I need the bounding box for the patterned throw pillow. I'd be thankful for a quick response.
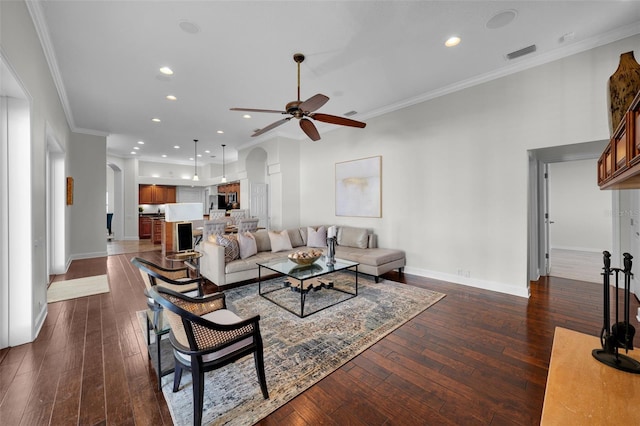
[216,234,239,263]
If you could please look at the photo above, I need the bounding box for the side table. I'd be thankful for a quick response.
[165,251,203,277]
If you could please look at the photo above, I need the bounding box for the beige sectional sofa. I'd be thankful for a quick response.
[199,225,405,287]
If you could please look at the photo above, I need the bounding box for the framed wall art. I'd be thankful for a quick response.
[335,156,381,217]
[66,177,74,205]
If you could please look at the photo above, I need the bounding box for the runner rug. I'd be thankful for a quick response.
[150,272,445,425]
[47,274,110,303]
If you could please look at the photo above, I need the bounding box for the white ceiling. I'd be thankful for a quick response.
[29,1,640,166]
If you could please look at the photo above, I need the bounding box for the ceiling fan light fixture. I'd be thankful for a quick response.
[230,52,366,141]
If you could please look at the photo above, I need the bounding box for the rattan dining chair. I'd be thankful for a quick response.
[148,286,269,426]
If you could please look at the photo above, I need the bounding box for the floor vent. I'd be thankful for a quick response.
[506,44,537,60]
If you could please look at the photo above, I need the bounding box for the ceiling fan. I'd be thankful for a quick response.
[231,53,366,141]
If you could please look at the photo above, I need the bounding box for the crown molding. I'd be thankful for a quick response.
[361,20,640,122]
[26,1,77,130]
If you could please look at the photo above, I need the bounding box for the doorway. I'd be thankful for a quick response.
[1,55,33,348]
[528,140,610,285]
[546,158,612,283]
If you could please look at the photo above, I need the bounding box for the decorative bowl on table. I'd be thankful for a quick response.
[288,249,323,265]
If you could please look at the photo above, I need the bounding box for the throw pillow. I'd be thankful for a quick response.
[288,229,305,248]
[216,234,239,263]
[337,226,369,249]
[307,226,327,247]
[238,231,258,259]
[253,230,271,252]
[268,229,293,253]
[207,234,217,243]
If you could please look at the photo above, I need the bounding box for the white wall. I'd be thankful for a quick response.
[297,35,637,297]
[68,132,107,259]
[548,159,612,252]
[1,0,71,344]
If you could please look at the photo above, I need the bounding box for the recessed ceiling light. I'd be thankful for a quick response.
[197,154,202,157]
[166,95,177,101]
[174,145,180,149]
[138,141,145,144]
[217,130,224,134]
[130,151,136,155]
[445,36,461,47]
[159,66,173,75]
[243,114,251,119]
[152,118,161,122]
[161,154,167,158]
[189,157,194,161]
[204,150,211,154]
[133,146,140,150]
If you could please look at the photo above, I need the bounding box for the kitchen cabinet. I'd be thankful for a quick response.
[139,185,177,204]
[139,216,152,239]
[151,218,163,244]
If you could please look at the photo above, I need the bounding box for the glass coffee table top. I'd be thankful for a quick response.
[257,257,359,318]
[258,257,358,280]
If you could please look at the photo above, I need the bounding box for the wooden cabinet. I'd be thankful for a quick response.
[139,216,152,239]
[599,91,640,189]
[139,185,177,204]
[217,182,240,207]
[151,218,163,244]
[139,185,154,204]
[166,186,176,203]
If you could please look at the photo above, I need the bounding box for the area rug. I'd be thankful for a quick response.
[152,272,445,426]
[47,274,110,303]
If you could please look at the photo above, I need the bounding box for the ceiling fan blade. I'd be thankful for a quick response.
[230,107,287,114]
[251,117,292,137]
[300,118,321,141]
[310,113,367,128]
[299,94,329,113]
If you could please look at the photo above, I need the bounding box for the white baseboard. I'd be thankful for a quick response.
[403,266,530,298]
[550,246,605,253]
[70,251,108,260]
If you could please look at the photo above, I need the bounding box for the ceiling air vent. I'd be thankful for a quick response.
[344,110,358,117]
[506,44,537,60]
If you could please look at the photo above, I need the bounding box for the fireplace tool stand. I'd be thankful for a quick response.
[592,251,640,374]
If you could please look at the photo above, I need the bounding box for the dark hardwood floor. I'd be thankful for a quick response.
[1,244,638,425]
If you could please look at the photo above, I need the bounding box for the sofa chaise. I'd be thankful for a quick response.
[199,225,405,287]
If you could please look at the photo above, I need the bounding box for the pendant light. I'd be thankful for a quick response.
[221,144,227,183]
[192,139,199,181]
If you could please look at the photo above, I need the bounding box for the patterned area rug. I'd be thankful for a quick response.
[157,272,445,425]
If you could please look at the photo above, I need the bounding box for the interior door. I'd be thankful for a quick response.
[543,163,551,275]
[250,183,268,229]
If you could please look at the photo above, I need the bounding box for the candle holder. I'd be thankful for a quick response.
[326,236,336,265]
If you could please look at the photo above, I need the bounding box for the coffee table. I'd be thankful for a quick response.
[257,257,359,317]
